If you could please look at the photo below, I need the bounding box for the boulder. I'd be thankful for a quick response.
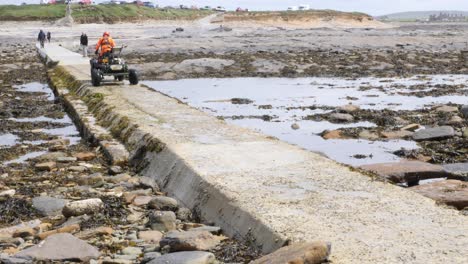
[252,242,331,264]
[461,105,468,118]
[149,211,177,231]
[329,113,354,123]
[147,251,216,264]
[447,116,463,125]
[32,196,68,217]
[14,233,100,262]
[62,198,104,217]
[442,163,468,175]
[322,130,344,140]
[148,196,179,211]
[108,166,123,175]
[411,180,468,210]
[338,104,360,113]
[358,130,379,140]
[138,230,163,243]
[76,227,113,240]
[435,105,458,113]
[412,126,455,141]
[74,152,96,161]
[159,230,223,252]
[380,130,413,139]
[35,162,56,171]
[360,161,451,185]
[401,123,422,132]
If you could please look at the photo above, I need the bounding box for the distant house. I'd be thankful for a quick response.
[287,6,298,11]
[298,5,310,11]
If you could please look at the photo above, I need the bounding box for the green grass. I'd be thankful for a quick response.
[0,4,213,22]
[0,4,66,20]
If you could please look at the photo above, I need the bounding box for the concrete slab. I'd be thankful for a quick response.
[40,45,468,263]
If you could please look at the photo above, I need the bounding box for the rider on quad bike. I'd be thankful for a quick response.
[95,31,115,58]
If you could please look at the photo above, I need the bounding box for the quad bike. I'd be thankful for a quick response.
[90,46,139,87]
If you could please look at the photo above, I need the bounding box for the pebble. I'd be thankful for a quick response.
[148,196,179,211]
[121,246,142,256]
[34,161,56,171]
[160,230,223,252]
[108,166,123,175]
[62,198,104,217]
[148,211,177,232]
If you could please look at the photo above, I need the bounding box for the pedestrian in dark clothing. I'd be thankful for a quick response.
[47,32,51,43]
[38,30,46,48]
[80,33,88,57]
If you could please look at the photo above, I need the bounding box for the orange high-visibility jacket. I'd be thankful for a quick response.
[95,37,116,56]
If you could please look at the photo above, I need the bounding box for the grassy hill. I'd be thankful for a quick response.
[224,10,371,22]
[0,4,213,23]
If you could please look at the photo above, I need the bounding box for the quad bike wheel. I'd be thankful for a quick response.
[114,76,124,81]
[91,68,102,87]
[129,69,139,85]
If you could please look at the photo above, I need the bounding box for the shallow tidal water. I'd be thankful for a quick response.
[144,75,468,166]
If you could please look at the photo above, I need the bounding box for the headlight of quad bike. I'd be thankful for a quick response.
[102,58,109,63]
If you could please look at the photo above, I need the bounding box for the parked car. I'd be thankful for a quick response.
[236,7,248,12]
[143,2,156,8]
[200,6,211,10]
[214,6,226,12]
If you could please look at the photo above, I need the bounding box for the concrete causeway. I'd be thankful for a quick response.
[39,44,468,263]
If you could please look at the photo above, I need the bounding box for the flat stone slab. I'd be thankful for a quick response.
[411,180,468,210]
[443,163,468,175]
[412,126,455,141]
[360,161,451,184]
[41,44,468,263]
[252,242,331,264]
[14,233,100,262]
[147,251,216,264]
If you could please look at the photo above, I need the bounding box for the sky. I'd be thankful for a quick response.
[1,0,468,16]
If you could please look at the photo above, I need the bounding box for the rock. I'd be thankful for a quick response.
[59,215,90,228]
[68,166,88,172]
[412,126,455,141]
[62,198,104,217]
[49,145,67,152]
[138,176,160,192]
[32,196,68,216]
[160,230,223,252]
[133,196,153,206]
[107,173,131,184]
[138,230,163,243]
[12,228,35,238]
[380,130,413,139]
[0,220,41,238]
[463,127,468,138]
[35,152,67,162]
[47,138,70,147]
[37,224,80,240]
[401,123,422,132]
[360,161,452,185]
[338,104,360,113]
[108,166,123,175]
[190,226,222,235]
[176,208,192,222]
[102,259,133,264]
[14,233,100,262]
[435,105,459,113]
[443,163,468,175]
[291,123,300,130]
[447,116,463,125]
[147,251,216,264]
[35,162,56,171]
[0,189,15,197]
[124,190,153,204]
[329,113,354,123]
[76,227,113,240]
[74,152,96,161]
[358,130,379,140]
[0,255,30,264]
[252,242,331,264]
[148,196,179,211]
[173,58,235,73]
[149,211,177,232]
[322,130,344,140]
[461,105,468,118]
[77,173,104,186]
[122,247,142,256]
[56,157,77,163]
[411,180,468,210]
[141,252,162,264]
[231,98,253,104]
